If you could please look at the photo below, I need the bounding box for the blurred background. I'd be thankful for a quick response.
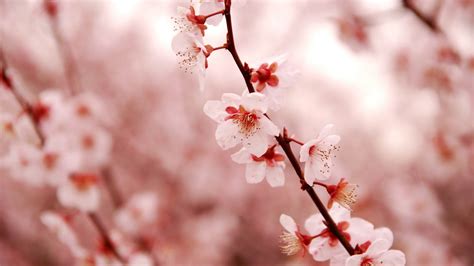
[0,0,473,265]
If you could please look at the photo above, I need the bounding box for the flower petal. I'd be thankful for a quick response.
[266,165,285,187]
[245,161,266,184]
[260,116,279,136]
[280,214,297,234]
[215,120,241,150]
[230,148,252,164]
[376,250,406,266]
[203,100,225,122]
[244,132,268,157]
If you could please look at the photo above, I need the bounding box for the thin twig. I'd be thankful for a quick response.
[402,0,440,32]
[87,213,125,263]
[223,0,355,256]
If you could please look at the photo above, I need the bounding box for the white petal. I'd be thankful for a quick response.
[241,92,268,113]
[221,93,241,105]
[57,183,100,212]
[310,239,343,261]
[260,116,279,136]
[244,132,268,157]
[171,32,193,54]
[309,157,331,180]
[245,162,266,184]
[304,160,317,184]
[230,148,252,164]
[203,100,225,122]
[266,165,285,187]
[329,203,351,221]
[330,253,349,266]
[376,250,406,266]
[304,213,326,235]
[280,214,297,234]
[365,239,391,258]
[299,139,318,162]
[345,254,364,266]
[373,227,394,247]
[215,120,242,150]
[347,218,374,246]
[317,135,341,151]
[199,2,224,26]
[317,124,335,140]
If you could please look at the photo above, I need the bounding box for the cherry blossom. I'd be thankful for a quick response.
[279,214,316,256]
[231,145,286,187]
[198,1,225,26]
[329,227,394,266]
[57,172,101,212]
[345,239,406,266]
[300,124,340,184]
[172,32,207,91]
[1,142,45,186]
[114,192,159,235]
[173,5,207,36]
[249,54,297,110]
[204,92,279,156]
[304,204,374,262]
[40,211,87,258]
[326,178,358,210]
[336,16,369,52]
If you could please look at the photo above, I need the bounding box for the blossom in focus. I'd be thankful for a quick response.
[198,1,225,26]
[203,92,279,156]
[326,178,358,210]
[231,145,286,187]
[249,54,297,110]
[329,227,394,266]
[173,5,207,36]
[300,124,340,184]
[279,214,316,256]
[172,32,207,91]
[57,173,101,212]
[345,239,406,266]
[114,192,159,235]
[304,204,373,262]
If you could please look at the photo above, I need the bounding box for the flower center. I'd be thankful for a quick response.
[42,152,59,170]
[70,173,97,191]
[318,221,351,247]
[225,105,260,137]
[361,257,374,266]
[251,145,285,166]
[175,43,202,73]
[250,62,279,92]
[308,143,340,175]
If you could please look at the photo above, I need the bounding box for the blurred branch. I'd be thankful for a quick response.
[44,0,81,95]
[87,213,125,263]
[0,50,45,146]
[223,0,355,256]
[102,167,124,208]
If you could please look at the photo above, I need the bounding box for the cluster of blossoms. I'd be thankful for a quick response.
[173,1,406,265]
[0,77,159,264]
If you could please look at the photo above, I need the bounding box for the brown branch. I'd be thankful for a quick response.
[402,0,440,32]
[223,0,354,256]
[0,51,46,146]
[102,167,124,208]
[87,213,125,263]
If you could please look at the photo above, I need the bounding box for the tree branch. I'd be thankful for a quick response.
[222,0,355,256]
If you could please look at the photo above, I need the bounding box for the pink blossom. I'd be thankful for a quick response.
[203,92,279,156]
[231,145,286,187]
[172,32,207,91]
[345,239,406,266]
[114,192,159,235]
[300,124,340,184]
[304,204,374,262]
[57,173,101,212]
[249,54,297,110]
[279,214,316,256]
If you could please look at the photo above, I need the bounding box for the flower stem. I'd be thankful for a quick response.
[87,213,125,263]
[0,51,45,147]
[222,0,354,256]
[204,9,225,20]
[313,181,329,188]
